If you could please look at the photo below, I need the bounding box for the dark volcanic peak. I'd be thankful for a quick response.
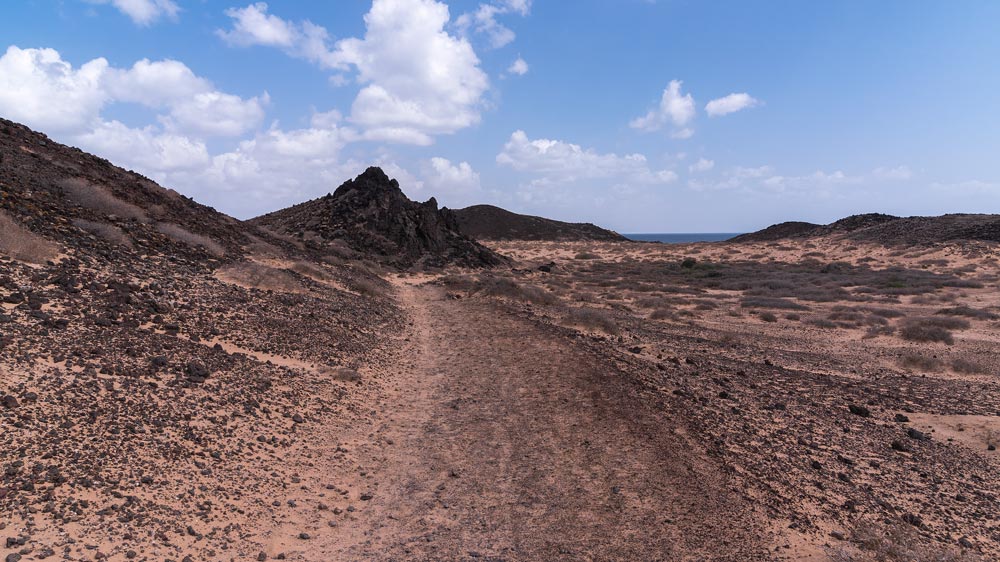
[453,204,627,242]
[728,221,822,243]
[252,167,506,268]
[733,212,1000,246]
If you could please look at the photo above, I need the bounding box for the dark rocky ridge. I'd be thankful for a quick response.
[732,212,1000,245]
[452,204,626,242]
[252,167,506,268]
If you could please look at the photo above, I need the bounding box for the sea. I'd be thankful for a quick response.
[624,233,743,244]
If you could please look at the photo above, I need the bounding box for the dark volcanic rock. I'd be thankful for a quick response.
[732,211,1000,246]
[452,204,626,242]
[252,167,506,268]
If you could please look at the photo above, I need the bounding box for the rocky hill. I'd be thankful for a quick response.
[732,213,1000,245]
[452,204,626,242]
[0,118,401,560]
[252,168,506,268]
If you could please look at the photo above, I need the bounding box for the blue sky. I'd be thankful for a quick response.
[1,1,998,232]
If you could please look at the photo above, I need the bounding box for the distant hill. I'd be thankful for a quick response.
[731,213,1000,245]
[453,204,626,242]
[252,168,505,268]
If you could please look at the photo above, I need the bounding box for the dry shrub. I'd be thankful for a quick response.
[320,366,361,383]
[936,306,997,320]
[219,262,302,293]
[759,311,778,322]
[740,297,809,311]
[829,520,979,562]
[59,177,148,222]
[346,276,387,297]
[566,307,618,334]
[863,325,896,339]
[899,353,944,372]
[72,218,131,247]
[0,211,59,263]
[575,251,599,260]
[156,222,225,257]
[951,358,988,375]
[900,324,954,344]
[477,277,557,305]
[900,317,969,345]
[649,308,674,320]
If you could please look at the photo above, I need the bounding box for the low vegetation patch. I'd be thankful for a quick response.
[218,262,303,293]
[566,306,618,334]
[156,222,225,257]
[0,211,59,263]
[899,353,944,372]
[72,218,131,247]
[951,358,988,375]
[59,177,148,222]
[740,297,809,310]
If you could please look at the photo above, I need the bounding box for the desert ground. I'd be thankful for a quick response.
[5,229,998,561]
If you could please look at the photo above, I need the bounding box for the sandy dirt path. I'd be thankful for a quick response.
[311,281,772,561]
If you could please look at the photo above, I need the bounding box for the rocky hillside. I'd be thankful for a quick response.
[0,118,402,560]
[732,213,1000,245]
[452,204,626,242]
[252,168,506,269]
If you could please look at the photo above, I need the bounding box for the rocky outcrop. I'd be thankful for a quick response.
[252,167,506,268]
[452,204,626,242]
[733,213,1000,246]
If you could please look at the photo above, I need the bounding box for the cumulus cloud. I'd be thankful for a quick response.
[86,0,180,26]
[75,120,210,172]
[497,130,677,185]
[0,46,108,133]
[219,0,490,144]
[689,158,714,173]
[507,57,529,76]
[216,3,341,68]
[422,157,481,194]
[455,0,531,49]
[331,0,490,143]
[0,47,266,138]
[630,80,696,137]
[873,165,913,180]
[705,92,759,117]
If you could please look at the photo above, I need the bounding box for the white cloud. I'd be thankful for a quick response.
[104,59,210,105]
[0,46,108,133]
[75,120,210,172]
[497,130,677,186]
[331,0,490,143]
[165,91,269,137]
[630,80,696,137]
[705,92,759,117]
[87,0,180,26]
[689,158,714,173]
[507,57,529,76]
[873,165,913,180]
[455,0,531,49]
[219,1,490,144]
[0,47,266,138]
[422,157,481,194]
[217,3,297,47]
[217,3,341,68]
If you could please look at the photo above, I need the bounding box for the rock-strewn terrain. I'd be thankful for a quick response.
[252,168,505,269]
[3,117,998,561]
[452,204,626,242]
[0,119,402,560]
